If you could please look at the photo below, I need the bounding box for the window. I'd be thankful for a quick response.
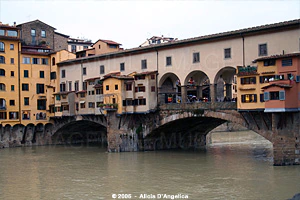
[98,45,101,49]
[0,56,5,64]
[10,58,14,64]
[135,75,145,80]
[61,70,66,78]
[75,81,79,91]
[41,30,46,38]
[0,69,4,76]
[193,52,200,63]
[151,86,155,92]
[62,95,67,99]
[80,93,85,98]
[32,58,39,64]
[0,42,4,52]
[50,72,56,80]
[141,59,147,69]
[0,112,7,120]
[24,70,29,78]
[83,82,87,90]
[31,29,36,36]
[83,67,86,75]
[24,97,29,105]
[0,83,5,91]
[224,48,231,59]
[0,29,4,36]
[68,81,72,91]
[138,98,146,105]
[10,100,15,106]
[135,86,146,92]
[83,46,88,49]
[36,84,44,94]
[22,84,29,91]
[71,45,76,53]
[100,65,105,74]
[41,58,48,65]
[52,57,56,66]
[241,94,257,103]
[120,63,125,71]
[7,30,17,37]
[123,99,134,106]
[62,105,69,111]
[259,43,267,56]
[11,85,14,91]
[60,83,66,92]
[40,71,45,78]
[22,111,30,120]
[55,95,60,101]
[115,84,118,90]
[23,57,30,64]
[263,59,276,66]
[126,83,132,91]
[37,99,46,110]
[10,44,14,50]
[106,85,109,91]
[11,71,14,77]
[80,102,85,108]
[151,75,155,79]
[240,77,256,84]
[9,112,19,119]
[109,44,117,49]
[282,59,292,67]
[96,88,103,94]
[166,56,172,66]
[88,102,95,108]
[24,70,28,78]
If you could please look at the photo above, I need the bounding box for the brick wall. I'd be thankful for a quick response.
[54,33,68,51]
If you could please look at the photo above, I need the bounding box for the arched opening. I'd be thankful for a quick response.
[52,57,55,66]
[0,83,6,91]
[184,71,210,102]
[0,68,5,76]
[0,56,5,64]
[214,66,237,102]
[52,120,107,146]
[158,73,181,104]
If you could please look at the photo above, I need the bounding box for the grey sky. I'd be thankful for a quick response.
[0,0,299,49]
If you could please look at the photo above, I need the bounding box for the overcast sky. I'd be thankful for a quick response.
[0,0,299,49]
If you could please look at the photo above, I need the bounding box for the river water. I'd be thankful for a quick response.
[0,132,300,200]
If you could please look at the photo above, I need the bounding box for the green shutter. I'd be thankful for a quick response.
[264,92,269,101]
[279,91,285,100]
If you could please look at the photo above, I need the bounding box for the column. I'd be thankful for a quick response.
[197,86,203,99]
[209,84,216,102]
[181,86,187,103]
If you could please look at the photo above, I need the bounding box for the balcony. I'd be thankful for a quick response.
[36,112,46,120]
[99,103,118,111]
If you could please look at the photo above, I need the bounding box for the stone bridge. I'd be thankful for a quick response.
[1,102,299,166]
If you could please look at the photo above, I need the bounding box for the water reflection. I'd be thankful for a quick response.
[0,143,299,200]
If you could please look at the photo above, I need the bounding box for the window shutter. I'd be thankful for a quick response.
[296,75,300,83]
[259,76,264,83]
[36,84,39,94]
[254,94,257,102]
[264,92,270,101]
[134,99,138,106]
[135,87,138,92]
[241,95,245,103]
[122,100,126,106]
[279,91,285,100]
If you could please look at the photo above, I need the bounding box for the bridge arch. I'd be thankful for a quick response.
[52,119,107,145]
[158,72,181,104]
[213,66,237,101]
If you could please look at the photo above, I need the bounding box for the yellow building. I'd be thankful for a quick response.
[237,58,279,110]
[0,22,21,126]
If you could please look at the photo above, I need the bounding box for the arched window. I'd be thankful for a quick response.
[0,56,4,64]
[0,83,6,91]
[0,42,4,52]
[0,69,4,76]
[52,57,55,66]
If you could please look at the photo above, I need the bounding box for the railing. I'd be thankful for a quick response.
[159,102,237,111]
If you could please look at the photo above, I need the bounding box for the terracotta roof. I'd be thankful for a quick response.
[254,52,300,62]
[58,19,300,66]
[76,90,87,93]
[53,91,73,95]
[93,39,121,46]
[55,32,69,38]
[262,83,292,89]
[93,84,102,88]
[134,70,158,76]
[17,19,56,30]
[85,77,100,82]
[0,24,19,30]
[103,72,121,78]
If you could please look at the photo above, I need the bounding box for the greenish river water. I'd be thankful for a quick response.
[0,132,299,200]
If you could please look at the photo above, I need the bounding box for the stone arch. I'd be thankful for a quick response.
[213,66,237,102]
[158,72,181,104]
[52,120,107,145]
[21,123,35,145]
[184,70,210,102]
[11,124,24,146]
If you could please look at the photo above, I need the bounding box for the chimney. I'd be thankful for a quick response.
[14,22,16,27]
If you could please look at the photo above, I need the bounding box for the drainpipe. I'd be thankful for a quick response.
[18,41,21,124]
[241,33,245,67]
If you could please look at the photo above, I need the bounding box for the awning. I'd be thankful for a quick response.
[79,101,85,104]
